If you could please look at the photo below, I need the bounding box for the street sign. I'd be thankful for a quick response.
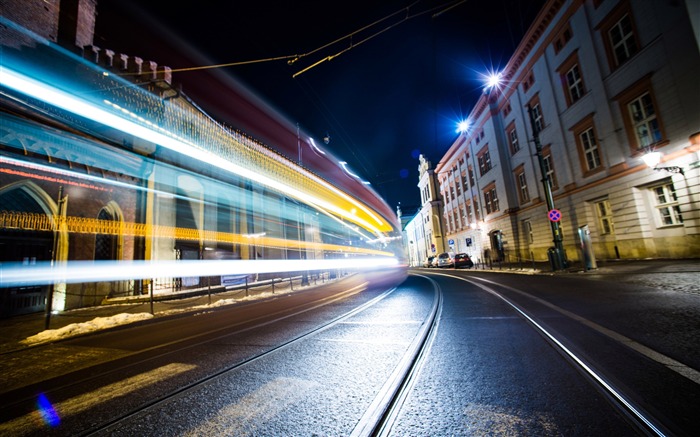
[448,239,454,245]
[548,209,562,222]
[466,237,472,246]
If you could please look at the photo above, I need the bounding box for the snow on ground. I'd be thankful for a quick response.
[22,313,154,345]
[21,288,298,346]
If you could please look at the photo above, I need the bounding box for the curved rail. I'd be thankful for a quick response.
[442,272,671,437]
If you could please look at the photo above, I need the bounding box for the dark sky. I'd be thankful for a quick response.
[93,0,546,212]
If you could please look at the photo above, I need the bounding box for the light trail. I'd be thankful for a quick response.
[0,66,393,234]
[0,258,402,287]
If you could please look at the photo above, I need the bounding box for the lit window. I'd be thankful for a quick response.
[652,183,683,226]
[595,199,615,234]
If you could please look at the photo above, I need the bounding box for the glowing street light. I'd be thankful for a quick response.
[642,150,684,174]
[456,119,471,134]
[482,70,503,92]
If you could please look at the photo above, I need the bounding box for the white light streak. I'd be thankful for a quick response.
[0,258,400,287]
[0,67,387,234]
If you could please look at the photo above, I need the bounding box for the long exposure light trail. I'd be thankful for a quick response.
[0,258,401,287]
[0,67,391,235]
[2,68,390,234]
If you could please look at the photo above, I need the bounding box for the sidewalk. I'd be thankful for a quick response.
[1,259,698,354]
[0,273,336,354]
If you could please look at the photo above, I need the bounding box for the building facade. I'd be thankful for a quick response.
[428,0,699,266]
[405,155,446,266]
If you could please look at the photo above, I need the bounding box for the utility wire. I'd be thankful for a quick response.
[119,0,466,78]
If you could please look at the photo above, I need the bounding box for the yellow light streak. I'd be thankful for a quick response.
[0,211,394,257]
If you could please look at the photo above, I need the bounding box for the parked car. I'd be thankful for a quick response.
[453,253,474,269]
[436,252,454,268]
[423,256,436,268]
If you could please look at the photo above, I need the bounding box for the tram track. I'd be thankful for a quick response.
[428,271,674,437]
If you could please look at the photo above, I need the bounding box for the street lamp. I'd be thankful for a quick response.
[482,70,503,92]
[642,150,684,175]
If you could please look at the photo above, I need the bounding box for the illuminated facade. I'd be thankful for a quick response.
[434,0,699,265]
[414,154,446,263]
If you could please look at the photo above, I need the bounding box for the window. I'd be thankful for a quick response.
[468,166,475,186]
[483,184,499,214]
[461,171,468,192]
[600,2,639,70]
[473,197,481,221]
[609,14,637,66]
[528,95,544,133]
[595,199,615,234]
[543,148,558,189]
[506,122,520,155]
[523,220,534,244]
[651,183,683,226]
[629,92,662,149]
[580,128,601,171]
[572,114,604,175]
[558,51,585,106]
[616,76,666,152]
[467,201,474,224]
[503,102,512,118]
[553,23,573,54]
[517,169,530,204]
[522,71,535,93]
[477,146,492,176]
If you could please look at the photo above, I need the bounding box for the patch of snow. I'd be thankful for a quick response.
[21,286,302,345]
[22,313,155,345]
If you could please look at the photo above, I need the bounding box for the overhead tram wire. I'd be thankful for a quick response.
[115,0,467,79]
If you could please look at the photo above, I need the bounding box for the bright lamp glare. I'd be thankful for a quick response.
[642,151,662,168]
[457,120,470,133]
[483,70,503,90]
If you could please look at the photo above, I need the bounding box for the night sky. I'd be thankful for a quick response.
[93,0,546,213]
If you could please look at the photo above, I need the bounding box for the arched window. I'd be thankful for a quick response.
[95,207,118,261]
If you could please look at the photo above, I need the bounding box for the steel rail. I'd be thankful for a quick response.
[81,283,398,436]
[350,274,443,437]
[451,273,671,437]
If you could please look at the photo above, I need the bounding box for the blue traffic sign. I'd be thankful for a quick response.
[548,209,562,222]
